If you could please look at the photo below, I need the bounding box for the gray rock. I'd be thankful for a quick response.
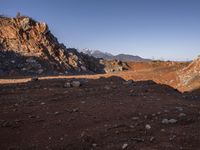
[162,119,169,124]
[179,113,186,117]
[71,81,81,87]
[168,119,177,124]
[145,124,151,130]
[132,117,139,120]
[162,118,177,124]
[64,82,71,88]
[122,143,128,149]
[54,112,60,115]
[92,143,97,147]
[37,69,44,74]
[80,65,87,71]
[176,107,183,112]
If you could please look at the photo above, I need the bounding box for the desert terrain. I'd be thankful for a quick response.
[1,61,200,150]
[1,15,200,150]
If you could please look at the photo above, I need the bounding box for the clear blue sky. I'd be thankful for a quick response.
[1,0,200,60]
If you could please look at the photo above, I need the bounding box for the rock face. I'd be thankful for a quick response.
[0,15,127,75]
[178,57,200,91]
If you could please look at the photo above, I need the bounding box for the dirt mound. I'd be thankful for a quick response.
[177,57,200,91]
[0,15,127,75]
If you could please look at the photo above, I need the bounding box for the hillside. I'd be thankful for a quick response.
[0,15,127,76]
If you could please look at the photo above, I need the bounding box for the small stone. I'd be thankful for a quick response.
[169,135,176,141]
[64,82,71,88]
[122,143,128,149]
[92,143,97,147]
[104,85,110,90]
[162,119,169,124]
[168,119,177,124]
[81,66,87,71]
[179,113,186,117]
[41,102,45,105]
[37,69,43,74]
[54,112,60,115]
[60,137,64,141]
[150,136,155,142]
[145,124,151,130]
[161,129,166,132]
[176,107,183,112]
[164,110,169,113]
[72,108,79,112]
[71,81,81,87]
[132,117,139,120]
[157,112,161,115]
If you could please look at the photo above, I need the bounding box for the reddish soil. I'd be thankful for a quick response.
[0,62,200,150]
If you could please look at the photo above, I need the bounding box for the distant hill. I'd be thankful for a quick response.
[81,49,151,62]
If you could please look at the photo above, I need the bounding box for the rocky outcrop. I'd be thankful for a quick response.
[0,15,127,75]
[177,56,200,91]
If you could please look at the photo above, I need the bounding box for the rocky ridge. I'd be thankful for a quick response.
[0,15,127,75]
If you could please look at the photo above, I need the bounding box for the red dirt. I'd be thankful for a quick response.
[0,62,200,150]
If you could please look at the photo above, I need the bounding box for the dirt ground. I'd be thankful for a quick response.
[0,62,200,150]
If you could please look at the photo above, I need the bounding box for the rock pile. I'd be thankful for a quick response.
[0,15,128,75]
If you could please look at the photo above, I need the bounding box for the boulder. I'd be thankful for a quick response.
[71,81,81,87]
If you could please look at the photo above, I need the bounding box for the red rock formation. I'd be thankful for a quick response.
[0,15,127,75]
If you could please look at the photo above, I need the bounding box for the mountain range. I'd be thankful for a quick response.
[81,49,151,62]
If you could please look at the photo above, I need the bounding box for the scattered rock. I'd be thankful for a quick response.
[168,119,177,124]
[40,102,45,105]
[132,117,139,120]
[71,81,81,87]
[176,107,183,112]
[161,129,166,132]
[92,143,97,147]
[72,108,79,112]
[150,136,155,142]
[104,85,111,90]
[169,135,176,141]
[64,82,71,88]
[162,119,169,124]
[162,118,177,124]
[179,113,186,117]
[157,112,161,115]
[122,143,128,149]
[145,124,151,130]
[54,112,60,115]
